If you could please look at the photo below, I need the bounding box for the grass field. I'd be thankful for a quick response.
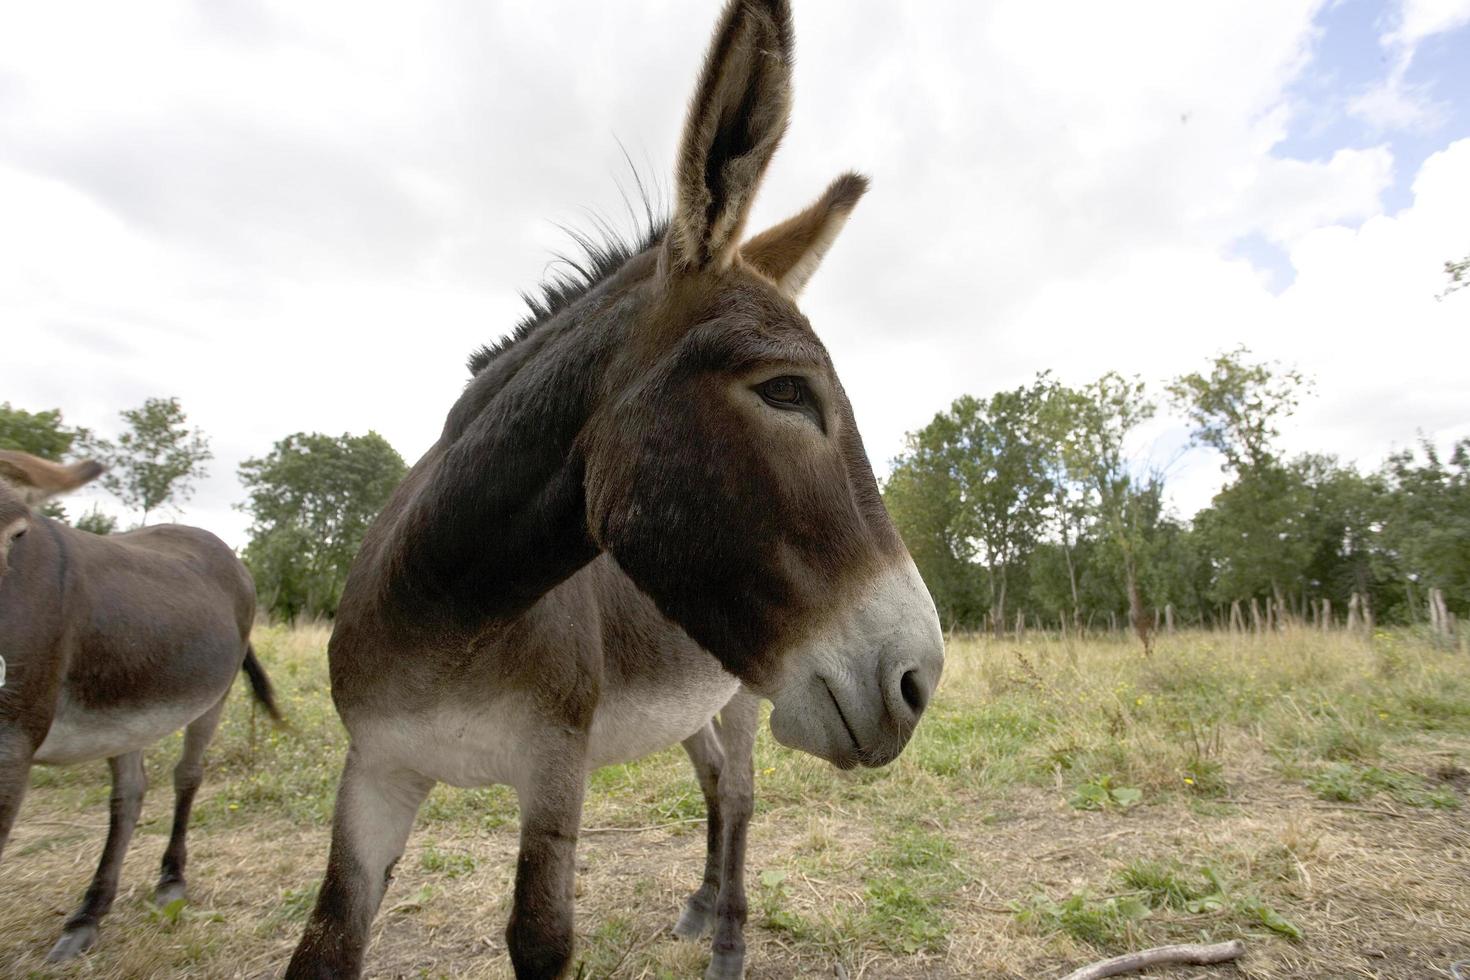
[2,626,1468,978]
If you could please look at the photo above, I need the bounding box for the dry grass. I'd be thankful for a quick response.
[2,626,1468,978]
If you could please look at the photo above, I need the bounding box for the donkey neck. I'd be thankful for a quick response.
[381,290,636,628]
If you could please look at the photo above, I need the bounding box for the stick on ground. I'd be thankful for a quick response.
[1061,939,1247,980]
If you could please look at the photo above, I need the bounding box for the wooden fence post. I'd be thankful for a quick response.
[1429,588,1456,647]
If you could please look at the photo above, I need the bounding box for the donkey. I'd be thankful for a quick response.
[0,449,281,962]
[285,1,944,977]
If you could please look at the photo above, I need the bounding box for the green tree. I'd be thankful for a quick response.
[1378,438,1470,619]
[1167,346,1309,475]
[0,403,78,460]
[1059,372,1160,651]
[73,507,119,535]
[1440,253,1469,300]
[886,383,1054,634]
[1036,380,1094,629]
[1170,349,1313,614]
[239,431,407,621]
[883,461,986,629]
[85,397,212,524]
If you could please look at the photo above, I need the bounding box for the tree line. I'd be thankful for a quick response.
[884,348,1469,647]
[0,399,404,622]
[6,345,1467,640]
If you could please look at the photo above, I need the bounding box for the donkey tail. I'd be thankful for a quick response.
[241,643,284,723]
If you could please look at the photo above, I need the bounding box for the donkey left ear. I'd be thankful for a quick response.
[741,172,868,297]
[667,0,794,275]
[0,450,104,506]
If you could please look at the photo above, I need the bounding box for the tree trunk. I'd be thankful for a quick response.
[1249,598,1262,635]
[1230,600,1244,634]
[1320,598,1331,632]
[1165,604,1176,634]
[1429,588,1455,647]
[991,565,1008,640]
[1063,541,1082,631]
[1126,559,1152,656]
[1347,592,1361,633]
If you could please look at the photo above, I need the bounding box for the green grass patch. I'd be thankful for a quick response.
[1013,891,1150,949]
[1307,763,1460,808]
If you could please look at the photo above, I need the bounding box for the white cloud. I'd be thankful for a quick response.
[1386,0,1470,48]
[2,1,1466,546]
[1350,0,1470,131]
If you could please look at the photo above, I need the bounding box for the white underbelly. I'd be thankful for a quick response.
[356,672,742,791]
[34,690,218,766]
[354,699,540,790]
[586,674,740,770]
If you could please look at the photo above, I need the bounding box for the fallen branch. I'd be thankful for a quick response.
[580,816,705,834]
[1311,803,1405,819]
[1061,939,1246,980]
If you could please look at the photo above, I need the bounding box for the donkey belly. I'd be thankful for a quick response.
[350,673,742,788]
[33,688,220,766]
[351,695,544,790]
[585,671,741,770]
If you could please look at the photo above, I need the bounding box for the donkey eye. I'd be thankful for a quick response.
[759,377,803,406]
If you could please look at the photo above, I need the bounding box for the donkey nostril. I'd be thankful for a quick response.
[899,668,927,716]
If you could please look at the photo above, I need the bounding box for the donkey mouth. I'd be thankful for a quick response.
[768,670,901,771]
[821,677,862,771]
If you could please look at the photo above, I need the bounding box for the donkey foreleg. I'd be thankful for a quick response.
[706,689,759,980]
[674,720,725,940]
[0,725,36,862]
[155,693,227,908]
[285,747,433,980]
[507,740,588,980]
[47,751,147,962]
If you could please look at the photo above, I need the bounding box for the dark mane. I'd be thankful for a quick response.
[467,215,669,377]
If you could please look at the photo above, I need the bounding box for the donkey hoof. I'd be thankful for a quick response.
[704,948,745,980]
[154,881,188,908]
[672,904,711,941]
[46,924,99,963]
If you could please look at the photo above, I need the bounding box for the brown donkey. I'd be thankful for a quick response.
[0,450,280,962]
[286,2,944,977]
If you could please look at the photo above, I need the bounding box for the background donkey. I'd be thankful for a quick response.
[286,1,944,978]
[0,449,281,962]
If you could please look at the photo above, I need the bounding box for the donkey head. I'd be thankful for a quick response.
[0,450,104,578]
[581,0,943,768]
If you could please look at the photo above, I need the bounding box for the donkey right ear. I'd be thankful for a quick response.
[0,450,103,506]
[666,0,794,276]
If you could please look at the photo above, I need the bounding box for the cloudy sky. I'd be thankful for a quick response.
[4,0,1468,547]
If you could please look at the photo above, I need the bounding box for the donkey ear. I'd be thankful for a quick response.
[667,0,794,275]
[0,450,103,506]
[741,172,867,297]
